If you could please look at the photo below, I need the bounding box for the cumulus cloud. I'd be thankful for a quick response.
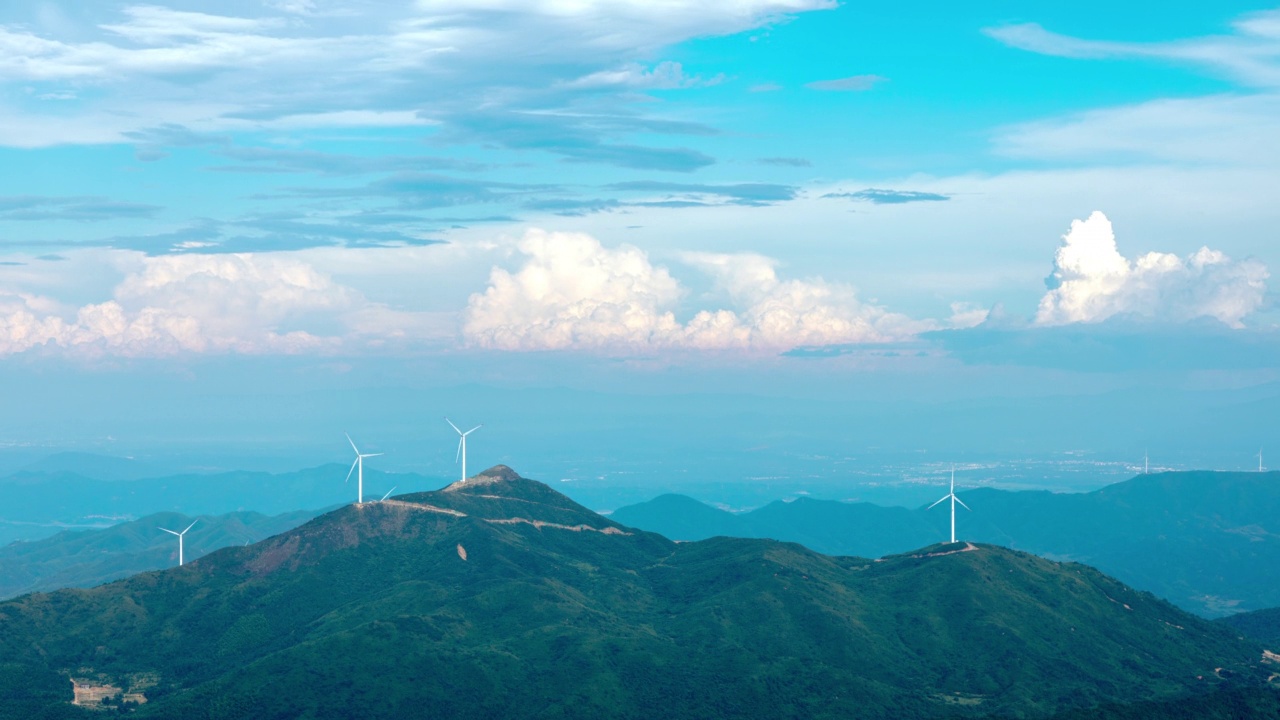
[0,251,436,357]
[1035,211,1268,327]
[463,229,927,352]
[682,251,929,347]
[463,231,684,350]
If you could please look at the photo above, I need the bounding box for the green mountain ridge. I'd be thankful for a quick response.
[0,466,1273,719]
[0,508,325,601]
[610,471,1280,616]
[1219,607,1280,647]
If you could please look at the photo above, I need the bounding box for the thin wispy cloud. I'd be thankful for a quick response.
[438,110,719,172]
[211,147,488,175]
[0,196,161,222]
[758,157,812,167]
[561,61,723,90]
[606,181,798,206]
[0,1,832,152]
[805,74,888,91]
[824,189,950,204]
[985,9,1280,88]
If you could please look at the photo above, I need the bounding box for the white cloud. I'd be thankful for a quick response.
[0,251,444,357]
[506,161,1280,326]
[462,229,928,352]
[265,0,319,15]
[946,302,990,329]
[985,10,1280,170]
[995,93,1280,166]
[563,61,719,90]
[985,9,1280,88]
[416,0,835,50]
[0,1,832,147]
[1035,211,1269,327]
[463,230,684,350]
[681,251,928,346]
[804,74,887,92]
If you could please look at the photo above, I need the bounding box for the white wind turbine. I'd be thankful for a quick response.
[159,520,198,567]
[1259,448,1265,473]
[379,486,397,502]
[927,466,970,544]
[345,434,384,504]
[1143,449,1149,475]
[445,418,482,482]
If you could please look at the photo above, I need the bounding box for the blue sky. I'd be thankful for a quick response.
[0,1,1277,485]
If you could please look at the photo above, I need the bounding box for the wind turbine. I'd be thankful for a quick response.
[345,434,384,504]
[159,520,197,567]
[445,418,482,482]
[1259,448,1265,473]
[927,466,970,544]
[379,486,397,502]
[1144,449,1149,475]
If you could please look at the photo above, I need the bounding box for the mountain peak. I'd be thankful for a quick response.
[445,464,521,490]
[418,466,620,530]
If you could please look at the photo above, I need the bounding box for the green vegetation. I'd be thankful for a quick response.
[611,470,1280,616]
[0,509,323,600]
[1219,607,1280,647]
[1039,686,1280,719]
[0,467,1270,719]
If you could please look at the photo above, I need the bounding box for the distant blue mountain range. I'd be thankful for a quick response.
[611,471,1280,617]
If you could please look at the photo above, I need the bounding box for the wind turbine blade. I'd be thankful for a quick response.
[182,520,198,534]
[955,497,971,511]
[464,424,482,435]
[363,453,384,458]
[345,457,359,483]
[159,528,180,536]
[456,437,463,463]
[346,433,359,454]
[380,487,396,502]
[927,496,947,510]
[445,417,462,435]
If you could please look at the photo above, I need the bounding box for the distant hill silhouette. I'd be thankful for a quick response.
[611,470,1280,617]
[0,467,1270,719]
[15,452,168,482]
[0,508,324,600]
[0,464,435,545]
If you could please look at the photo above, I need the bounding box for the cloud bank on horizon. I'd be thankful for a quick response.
[0,252,435,356]
[462,230,931,352]
[0,211,1266,358]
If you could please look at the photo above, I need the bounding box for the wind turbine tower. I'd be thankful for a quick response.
[345,434,384,504]
[159,520,198,567]
[1260,448,1265,473]
[1144,449,1149,475]
[445,418,482,482]
[928,466,970,544]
